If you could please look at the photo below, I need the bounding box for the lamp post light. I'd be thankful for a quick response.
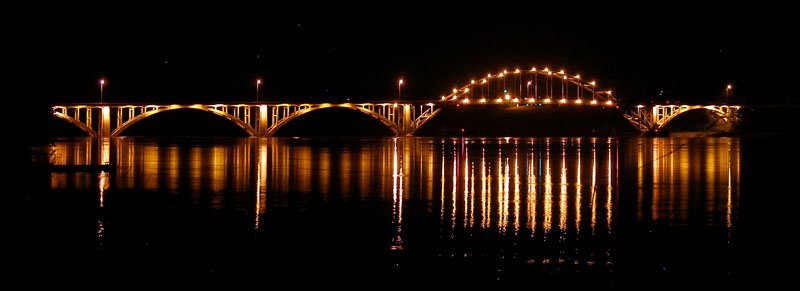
[526,81,532,98]
[99,79,105,103]
[725,84,732,104]
[398,78,404,102]
[256,78,262,102]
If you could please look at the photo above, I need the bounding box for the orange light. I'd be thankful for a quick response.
[559,98,567,104]
[399,79,404,85]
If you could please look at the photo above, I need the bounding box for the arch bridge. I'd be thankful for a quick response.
[52,102,441,138]
[624,104,742,132]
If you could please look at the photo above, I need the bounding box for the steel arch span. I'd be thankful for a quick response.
[439,66,617,106]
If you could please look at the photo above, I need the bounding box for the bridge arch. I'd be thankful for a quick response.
[655,105,735,132]
[111,105,258,137]
[441,66,616,106]
[266,104,401,136]
[52,111,98,137]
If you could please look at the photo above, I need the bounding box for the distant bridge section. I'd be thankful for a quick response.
[624,104,742,133]
[52,102,442,138]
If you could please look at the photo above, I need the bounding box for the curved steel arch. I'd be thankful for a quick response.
[52,112,98,137]
[656,106,732,132]
[442,66,616,103]
[266,104,401,136]
[111,105,258,137]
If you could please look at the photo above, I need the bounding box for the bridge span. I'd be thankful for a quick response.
[52,101,442,138]
[50,65,742,136]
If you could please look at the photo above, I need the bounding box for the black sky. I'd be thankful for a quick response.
[12,1,793,106]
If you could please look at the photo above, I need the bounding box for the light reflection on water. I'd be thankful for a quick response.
[46,136,739,281]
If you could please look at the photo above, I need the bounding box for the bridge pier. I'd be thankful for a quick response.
[99,106,111,139]
[258,105,268,136]
[401,104,412,136]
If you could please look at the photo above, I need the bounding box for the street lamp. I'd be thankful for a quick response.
[526,81,532,98]
[256,78,262,102]
[725,84,732,104]
[99,79,105,103]
[398,78,404,102]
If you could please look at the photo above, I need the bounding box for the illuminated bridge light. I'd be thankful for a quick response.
[479,98,487,103]
[575,99,583,104]
[505,94,511,100]
[462,98,471,104]
[590,100,598,105]
[544,98,552,104]
[514,68,520,74]
[495,98,503,103]
[453,88,458,93]
[441,95,446,100]
[512,98,519,103]
[605,100,613,106]
[528,98,536,103]
[559,98,567,104]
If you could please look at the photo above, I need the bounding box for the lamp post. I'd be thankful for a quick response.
[398,78,404,102]
[256,78,262,102]
[99,79,105,103]
[725,84,732,104]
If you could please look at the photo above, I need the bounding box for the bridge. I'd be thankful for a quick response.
[51,65,741,136]
[52,101,442,138]
[624,104,742,133]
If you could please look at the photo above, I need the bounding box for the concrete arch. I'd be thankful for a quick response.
[111,105,258,137]
[656,106,731,132]
[266,104,401,136]
[52,112,98,137]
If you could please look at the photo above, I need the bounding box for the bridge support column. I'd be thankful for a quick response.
[258,105,268,136]
[99,106,111,138]
[401,104,411,136]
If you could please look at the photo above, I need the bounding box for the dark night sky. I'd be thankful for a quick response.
[11,1,794,106]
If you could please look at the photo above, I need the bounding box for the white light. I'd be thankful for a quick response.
[453,88,458,93]
[590,100,598,105]
[505,94,511,100]
[462,98,470,104]
[559,98,567,104]
[514,68,520,74]
[512,98,519,103]
[605,100,613,105]
[479,98,486,103]
[399,79,404,85]
[575,99,583,104]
